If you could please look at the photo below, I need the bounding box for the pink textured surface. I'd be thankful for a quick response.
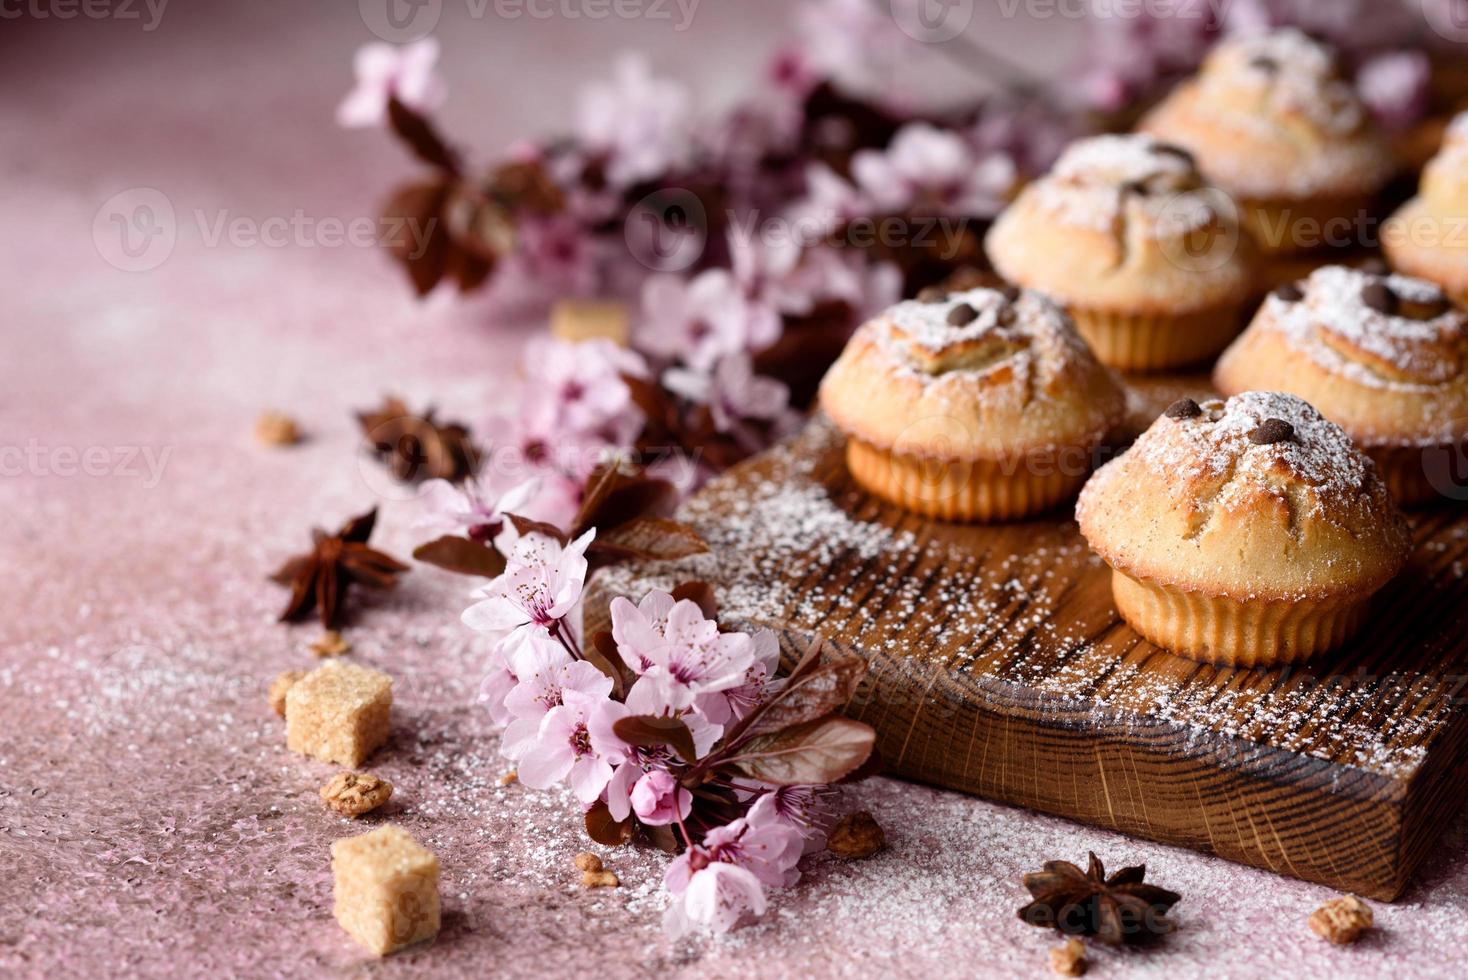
[3,3,1467,977]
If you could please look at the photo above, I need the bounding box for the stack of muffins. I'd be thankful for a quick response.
[816,27,1468,668]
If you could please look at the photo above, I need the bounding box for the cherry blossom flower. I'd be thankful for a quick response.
[336,38,447,128]
[694,627,780,727]
[461,529,595,649]
[619,599,756,714]
[516,690,628,802]
[600,742,676,822]
[1357,51,1431,132]
[630,769,693,826]
[756,785,842,851]
[851,123,1016,218]
[784,163,868,240]
[662,794,805,936]
[609,591,678,675]
[488,215,601,307]
[415,476,539,547]
[477,640,521,728]
[500,636,612,759]
[576,54,693,189]
[521,336,648,440]
[662,356,792,439]
[637,270,781,371]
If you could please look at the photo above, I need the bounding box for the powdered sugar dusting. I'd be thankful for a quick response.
[594,417,1461,781]
[1127,391,1372,518]
[1032,134,1215,235]
[1204,28,1365,136]
[1260,265,1465,394]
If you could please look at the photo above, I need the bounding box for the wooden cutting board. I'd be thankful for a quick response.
[583,381,1468,901]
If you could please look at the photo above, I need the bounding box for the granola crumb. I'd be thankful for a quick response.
[253,410,301,447]
[1051,938,1086,974]
[320,772,394,818]
[573,852,603,873]
[827,811,886,858]
[581,870,619,888]
[498,770,518,786]
[1309,895,1374,945]
[1050,938,1087,976]
[268,670,306,718]
[309,630,351,658]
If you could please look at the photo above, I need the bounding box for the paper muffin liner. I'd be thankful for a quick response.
[1067,305,1243,373]
[1109,569,1371,667]
[845,437,1090,523]
[1370,444,1468,507]
[1242,195,1377,256]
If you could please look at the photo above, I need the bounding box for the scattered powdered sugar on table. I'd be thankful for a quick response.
[601,416,1462,781]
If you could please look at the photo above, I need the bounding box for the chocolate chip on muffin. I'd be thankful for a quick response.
[1249,418,1295,444]
[1164,398,1202,420]
[947,303,979,327]
[1360,281,1398,316]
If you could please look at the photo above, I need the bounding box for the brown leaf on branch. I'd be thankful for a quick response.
[746,656,866,736]
[592,517,707,564]
[613,715,698,764]
[270,508,409,629]
[670,580,717,620]
[733,715,876,786]
[489,158,565,215]
[380,177,499,296]
[411,535,507,578]
[356,396,478,483]
[585,799,635,847]
[387,96,459,174]
[559,461,706,572]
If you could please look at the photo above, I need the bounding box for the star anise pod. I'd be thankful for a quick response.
[270,508,409,629]
[356,396,478,483]
[1018,852,1181,946]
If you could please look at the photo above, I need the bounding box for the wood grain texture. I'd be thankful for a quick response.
[585,383,1468,901]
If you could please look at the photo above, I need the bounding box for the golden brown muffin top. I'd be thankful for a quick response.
[818,286,1125,460]
[1077,391,1410,601]
[1258,266,1463,388]
[1139,29,1394,200]
[1214,265,1468,448]
[985,134,1255,313]
[1421,111,1468,211]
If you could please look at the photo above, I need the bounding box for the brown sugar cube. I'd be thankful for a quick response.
[549,299,630,346]
[331,825,440,956]
[285,661,392,767]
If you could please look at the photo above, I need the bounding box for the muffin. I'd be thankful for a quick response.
[1384,112,1468,306]
[1077,391,1410,667]
[818,286,1126,522]
[1214,264,1468,505]
[985,134,1256,372]
[1140,29,1396,258]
